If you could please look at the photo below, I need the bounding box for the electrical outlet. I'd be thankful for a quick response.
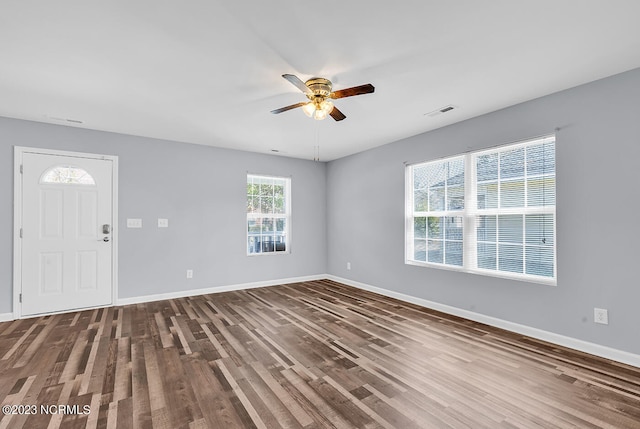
[158,218,169,228]
[186,270,193,279]
[347,262,351,270]
[594,308,608,325]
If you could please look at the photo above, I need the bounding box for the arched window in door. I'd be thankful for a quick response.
[40,165,96,185]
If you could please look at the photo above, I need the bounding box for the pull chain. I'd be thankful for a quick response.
[313,121,320,161]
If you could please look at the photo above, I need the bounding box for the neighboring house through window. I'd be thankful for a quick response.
[247,174,291,255]
[406,135,556,284]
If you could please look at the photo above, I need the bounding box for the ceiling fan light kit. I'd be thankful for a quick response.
[271,74,374,121]
[303,99,334,120]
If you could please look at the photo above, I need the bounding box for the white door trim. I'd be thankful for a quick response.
[13,146,119,319]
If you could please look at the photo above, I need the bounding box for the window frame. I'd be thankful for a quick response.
[246,174,291,256]
[405,136,557,286]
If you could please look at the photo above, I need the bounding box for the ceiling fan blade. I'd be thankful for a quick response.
[282,74,311,94]
[271,101,308,114]
[330,83,375,99]
[329,106,346,121]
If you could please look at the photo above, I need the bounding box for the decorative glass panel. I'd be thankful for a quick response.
[40,166,95,185]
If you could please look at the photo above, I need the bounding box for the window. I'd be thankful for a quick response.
[40,166,95,185]
[247,174,290,255]
[411,157,465,267]
[406,136,556,284]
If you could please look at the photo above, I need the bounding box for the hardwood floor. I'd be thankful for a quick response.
[1,279,639,429]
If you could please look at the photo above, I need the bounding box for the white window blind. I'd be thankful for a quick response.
[406,136,556,284]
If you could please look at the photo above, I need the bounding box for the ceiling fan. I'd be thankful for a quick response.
[271,74,375,121]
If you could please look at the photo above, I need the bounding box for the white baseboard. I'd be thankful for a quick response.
[116,274,326,306]
[327,275,640,369]
[0,312,15,323]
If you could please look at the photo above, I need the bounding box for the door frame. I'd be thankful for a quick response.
[13,146,119,319]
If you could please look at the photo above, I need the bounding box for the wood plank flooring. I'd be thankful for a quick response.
[1,279,639,428]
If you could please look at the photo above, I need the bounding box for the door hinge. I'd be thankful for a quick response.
[20,164,23,174]
[20,228,23,238]
[19,293,22,303]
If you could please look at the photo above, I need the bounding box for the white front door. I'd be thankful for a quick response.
[20,151,114,316]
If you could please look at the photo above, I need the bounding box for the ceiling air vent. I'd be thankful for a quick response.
[425,105,457,118]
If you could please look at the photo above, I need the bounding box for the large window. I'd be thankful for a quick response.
[406,136,556,284]
[247,174,290,255]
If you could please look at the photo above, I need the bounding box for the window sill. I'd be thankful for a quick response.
[247,251,291,257]
[405,259,557,286]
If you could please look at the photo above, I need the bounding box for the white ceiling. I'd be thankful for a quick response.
[2,1,640,161]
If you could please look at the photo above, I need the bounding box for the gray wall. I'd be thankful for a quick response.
[1,117,327,313]
[326,68,640,355]
[2,68,639,356]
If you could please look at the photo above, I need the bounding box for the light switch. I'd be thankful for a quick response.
[126,218,143,228]
[158,218,169,228]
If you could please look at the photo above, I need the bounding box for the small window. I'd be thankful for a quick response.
[40,166,96,185]
[247,174,291,255]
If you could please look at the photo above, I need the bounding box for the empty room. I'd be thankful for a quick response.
[1,1,640,428]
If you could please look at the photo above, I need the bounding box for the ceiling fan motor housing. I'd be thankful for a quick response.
[305,77,332,102]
